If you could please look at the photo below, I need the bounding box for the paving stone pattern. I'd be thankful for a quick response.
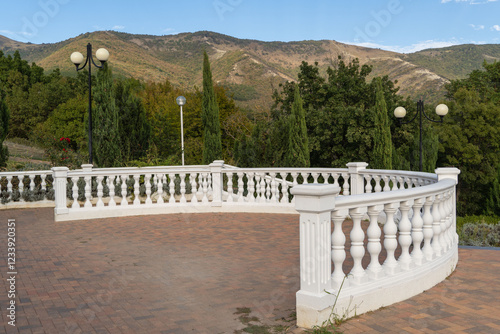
[0,208,498,333]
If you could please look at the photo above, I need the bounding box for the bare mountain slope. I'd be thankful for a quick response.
[2,31,497,108]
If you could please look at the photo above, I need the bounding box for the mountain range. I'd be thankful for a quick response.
[1,30,499,109]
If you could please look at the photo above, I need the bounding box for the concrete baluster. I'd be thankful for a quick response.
[422,196,434,261]
[366,205,383,278]
[96,175,104,207]
[145,174,152,205]
[108,176,116,207]
[71,176,80,209]
[349,208,366,284]
[411,198,425,265]
[133,175,141,206]
[398,201,412,270]
[383,203,398,275]
[121,175,128,206]
[432,194,442,257]
[156,174,164,204]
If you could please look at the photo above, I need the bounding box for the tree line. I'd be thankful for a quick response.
[0,50,499,216]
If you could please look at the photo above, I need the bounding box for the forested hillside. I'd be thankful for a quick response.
[3,31,498,109]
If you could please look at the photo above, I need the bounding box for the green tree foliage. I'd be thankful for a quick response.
[439,61,500,215]
[92,64,121,167]
[32,95,88,164]
[201,51,222,164]
[235,120,271,167]
[284,85,310,167]
[371,78,392,169]
[0,90,9,168]
[139,80,203,165]
[486,164,500,217]
[411,124,439,173]
[272,57,402,168]
[114,79,151,162]
[0,51,75,139]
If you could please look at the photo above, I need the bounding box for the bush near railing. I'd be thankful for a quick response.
[0,173,54,204]
[64,173,194,202]
[457,215,500,247]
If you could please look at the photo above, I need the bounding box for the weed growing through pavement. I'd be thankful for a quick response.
[307,275,354,334]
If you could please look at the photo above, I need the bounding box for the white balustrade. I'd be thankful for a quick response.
[2,162,461,331]
[293,167,460,329]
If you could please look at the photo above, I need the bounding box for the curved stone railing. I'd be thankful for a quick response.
[291,167,460,328]
[1,161,459,329]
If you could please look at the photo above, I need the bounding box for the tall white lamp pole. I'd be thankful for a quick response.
[176,96,186,166]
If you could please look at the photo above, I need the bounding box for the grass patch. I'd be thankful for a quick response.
[5,139,47,161]
[233,307,295,334]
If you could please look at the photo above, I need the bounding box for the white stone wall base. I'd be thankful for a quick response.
[297,247,458,328]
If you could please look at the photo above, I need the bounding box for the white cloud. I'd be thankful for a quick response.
[0,29,33,37]
[492,25,500,31]
[0,29,32,42]
[442,0,498,3]
[162,28,176,34]
[112,25,125,30]
[470,24,485,30]
[347,39,465,54]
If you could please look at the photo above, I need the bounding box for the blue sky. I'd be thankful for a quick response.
[1,0,499,53]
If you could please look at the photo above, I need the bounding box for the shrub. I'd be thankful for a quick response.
[459,222,500,247]
[457,215,500,247]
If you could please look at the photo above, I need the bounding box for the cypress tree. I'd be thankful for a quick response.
[201,51,222,164]
[0,91,9,168]
[371,78,392,169]
[486,164,500,216]
[93,63,121,167]
[115,80,151,162]
[284,84,310,167]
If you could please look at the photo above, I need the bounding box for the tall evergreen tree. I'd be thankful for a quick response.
[486,164,500,217]
[371,78,392,169]
[201,51,222,164]
[93,64,121,167]
[115,80,151,162]
[0,90,9,168]
[284,85,310,167]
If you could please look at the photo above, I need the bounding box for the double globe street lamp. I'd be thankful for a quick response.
[394,100,448,172]
[70,43,110,165]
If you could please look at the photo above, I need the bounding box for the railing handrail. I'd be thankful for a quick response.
[66,166,211,177]
[334,178,455,210]
[358,168,437,181]
[0,170,52,176]
[222,167,349,173]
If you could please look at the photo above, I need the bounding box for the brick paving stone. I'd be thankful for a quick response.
[0,208,499,333]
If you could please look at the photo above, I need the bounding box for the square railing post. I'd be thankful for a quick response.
[52,167,69,216]
[346,162,368,195]
[291,184,340,295]
[435,167,461,243]
[209,160,225,207]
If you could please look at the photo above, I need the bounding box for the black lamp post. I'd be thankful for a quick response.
[70,43,110,165]
[394,100,448,172]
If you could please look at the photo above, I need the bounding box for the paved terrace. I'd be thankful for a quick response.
[0,208,499,334]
